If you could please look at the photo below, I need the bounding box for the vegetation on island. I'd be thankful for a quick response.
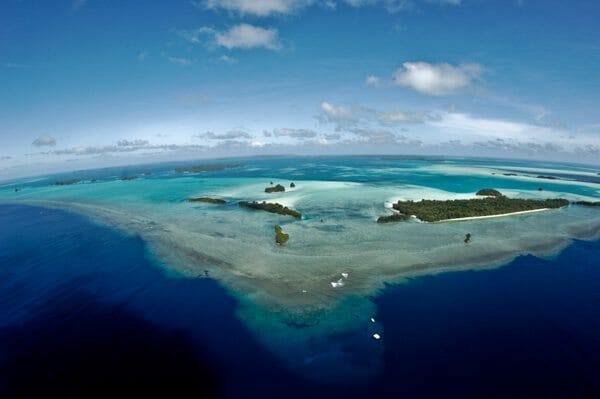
[274,225,289,245]
[537,175,558,180]
[175,164,243,173]
[187,197,226,204]
[574,201,600,207]
[54,178,81,186]
[265,184,286,193]
[476,188,503,197]
[290,182,296,188]
[389,195,569,222]
[239,201,302,219]
[377,212,411,223]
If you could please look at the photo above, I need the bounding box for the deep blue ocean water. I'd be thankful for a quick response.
[1,204,599,398]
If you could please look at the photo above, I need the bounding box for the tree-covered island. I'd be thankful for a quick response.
[377,213,411,223]
[187,197,226,204]
[274,225,289,245]
[574,201,600,207]
[384,191,569,222]
[265,184,286,193]
[476,188,503,197]
[239,201,302,219]
[54,178,81,186]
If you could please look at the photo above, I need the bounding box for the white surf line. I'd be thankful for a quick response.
[435,207,553,223]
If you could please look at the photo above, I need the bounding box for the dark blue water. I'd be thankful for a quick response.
[1,204,599,398]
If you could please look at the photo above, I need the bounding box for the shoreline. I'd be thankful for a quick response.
[434,207,553,223]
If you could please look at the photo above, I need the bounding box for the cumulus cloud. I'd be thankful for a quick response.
[269,128,318,138]
[195,130,251,139]
[318,101,427,130]
[190,24,281,50]
[202,0,313,16]
[393,62,483,95]
[317,102,361,129]
[117,139,149,147]
[347,127,407,144]
[32,135,57,147]
[50,143,207,156]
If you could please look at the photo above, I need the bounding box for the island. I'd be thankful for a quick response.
[54,178,81,186]
[464,233,472,243]
[574,201,600,207]
[476,188,503,197]
[187,197,226,204]
[239,201,302,219]
[121,175,138,181]
[290,182,296,188]
[265,184,286,193]
[389,194,569,222]
[274,225,289,245]
[175,164,243,173]
[377,212,410,223]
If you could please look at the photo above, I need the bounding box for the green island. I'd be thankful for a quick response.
[187,197,226,204]
[574,201,600,207]
[265,184,286,193]
[476,188,503,197]
[239,201,302,219]
[175,164,243,173]
[54,178,81,186]
[274,225,289,245]
[377,212,411,223]
[389,194,569,222]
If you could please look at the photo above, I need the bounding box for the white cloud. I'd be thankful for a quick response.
[32,135,57,147]
[183,24,281,50]
[270,128,318,138]
[318,101,426,130]
[199,0,460,17]
[195,130,251,139]
[203,0,313,16]
[365,75,380,86]
[215,24,281,50]
[117,139,149,147]
[393,61,483,95]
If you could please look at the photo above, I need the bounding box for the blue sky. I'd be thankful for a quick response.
[1,0,599,177]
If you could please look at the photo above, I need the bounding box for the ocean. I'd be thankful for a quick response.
[0,203,598,398]
[0,156,599,398]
